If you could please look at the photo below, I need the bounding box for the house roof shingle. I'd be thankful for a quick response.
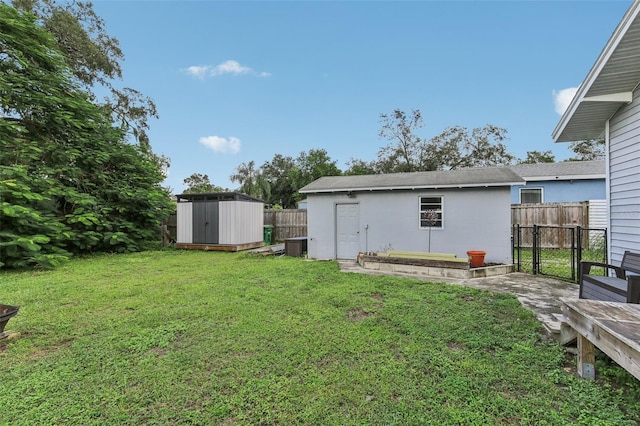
[299,167,523,194]
[508,160,605,181]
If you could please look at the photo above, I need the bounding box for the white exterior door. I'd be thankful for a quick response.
[336,203,360,259]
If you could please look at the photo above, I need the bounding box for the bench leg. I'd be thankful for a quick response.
[577,334,596,379]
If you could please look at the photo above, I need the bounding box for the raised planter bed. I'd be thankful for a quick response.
[358,252,514,279]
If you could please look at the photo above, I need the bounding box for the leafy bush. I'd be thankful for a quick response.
[0,5,172,269]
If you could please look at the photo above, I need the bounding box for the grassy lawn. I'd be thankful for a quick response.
[1,250,639,425]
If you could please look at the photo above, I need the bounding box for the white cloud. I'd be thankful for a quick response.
[199,136,241,154]
[184,65,209,79]
[182,60,270,78]
[211,60,252,76]
[553,87,578,115]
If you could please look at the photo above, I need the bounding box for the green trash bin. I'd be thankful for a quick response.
[263,225,274,245]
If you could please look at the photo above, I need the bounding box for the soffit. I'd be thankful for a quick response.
[553,2,640,142]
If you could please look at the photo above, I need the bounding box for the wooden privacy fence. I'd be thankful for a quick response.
[264,209,307,242]
[511,201,589,228]
[161,214,177,247]
[511,201,607,250]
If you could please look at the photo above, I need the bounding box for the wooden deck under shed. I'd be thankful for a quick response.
[174,241,264,252]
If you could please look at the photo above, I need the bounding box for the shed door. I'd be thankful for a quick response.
[193,201,219,244]
[336,203,360,259]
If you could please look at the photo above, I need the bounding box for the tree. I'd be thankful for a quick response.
[11,0,158,151]
[371,109,515,173]
[344,158,377,176]
[518,150,556,164]
[260,154,297,208]
[0,4,172,268]
[568,139,605,161]
[425,125,514,170]
[377,109,423,172]
[289,149,341,200]
[230,161,270,200]
[182,173,226,194]
[246,149,342,207]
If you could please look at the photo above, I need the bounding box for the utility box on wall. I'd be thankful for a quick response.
[175,192,264,251]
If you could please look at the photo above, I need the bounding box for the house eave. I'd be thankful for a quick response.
[552,1,640,143]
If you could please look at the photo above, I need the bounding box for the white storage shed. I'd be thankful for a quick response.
[175,192,264,251]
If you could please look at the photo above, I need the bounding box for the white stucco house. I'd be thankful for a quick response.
[553,0,640,265]
[299,167,523,264]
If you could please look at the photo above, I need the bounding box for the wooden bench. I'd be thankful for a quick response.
[579,251,640,303]
[385,250,466,262]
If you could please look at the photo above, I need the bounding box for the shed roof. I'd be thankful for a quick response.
[508,160,605,181]
[553,1,640,142]
[299,167,523,194]
[176,192,264,203]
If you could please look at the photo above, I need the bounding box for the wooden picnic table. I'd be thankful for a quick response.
[561,298,640,380]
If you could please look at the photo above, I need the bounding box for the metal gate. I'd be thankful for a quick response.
[513,225,608,282]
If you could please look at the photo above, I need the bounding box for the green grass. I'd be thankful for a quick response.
[1,250,639,425]
[516,248,608,281]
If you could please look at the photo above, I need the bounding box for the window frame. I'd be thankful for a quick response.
[419,195,444,229]
[519,187,543,204]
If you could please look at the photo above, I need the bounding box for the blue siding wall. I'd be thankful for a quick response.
[510,179,605,204]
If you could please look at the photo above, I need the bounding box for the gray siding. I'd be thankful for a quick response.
[193,201,219,244]
[307,187,512,263]
[608,87,640,264]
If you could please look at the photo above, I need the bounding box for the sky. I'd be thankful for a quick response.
[91,0,633,194]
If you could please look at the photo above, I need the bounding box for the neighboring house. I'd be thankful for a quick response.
[298,167,523,263]
[552,1,640,264]
[508,161,605,204]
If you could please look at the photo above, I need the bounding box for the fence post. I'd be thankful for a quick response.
[515,225,521,272]
[569,227,576,282]
[532,224,538,275]
[575,226,583,283]
[511,225,515,269]
[161,224,170,248]
[603,228,608,264]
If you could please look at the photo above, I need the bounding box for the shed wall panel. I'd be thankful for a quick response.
[608,87,640,264]
[176,202,193,244]
[218,201,263,244]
